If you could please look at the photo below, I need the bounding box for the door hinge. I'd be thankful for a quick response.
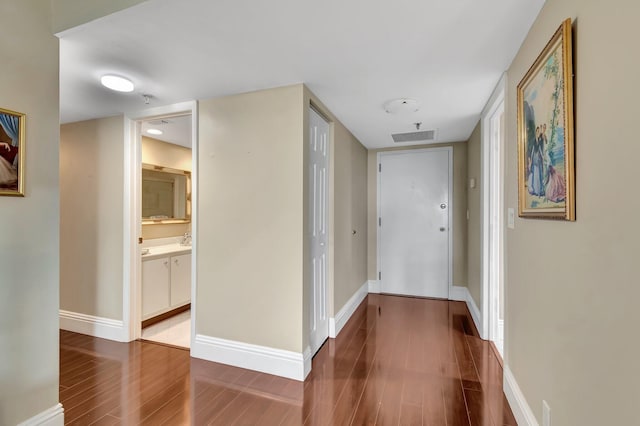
[378,217,381,227]
[378,163,381,172]
[378,271,381,280]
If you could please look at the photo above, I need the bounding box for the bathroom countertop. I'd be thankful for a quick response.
[141,243,191,260]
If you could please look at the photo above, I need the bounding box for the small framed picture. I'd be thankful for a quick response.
[0,107,26,197]
[517,18,575,220]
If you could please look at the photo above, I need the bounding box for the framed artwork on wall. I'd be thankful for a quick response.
[0,107,25,197]
[517,18,575,220]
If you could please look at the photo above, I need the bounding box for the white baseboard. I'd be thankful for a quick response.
[329,281,368,338]
[367,279,380,294]
[60,310,126,342]
[192,334,310,381]
[449,286,482,336]
[448,285,467,302]
[504,365,539,426]
[17,403,64,426]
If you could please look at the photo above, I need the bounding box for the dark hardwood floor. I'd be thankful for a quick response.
[60,294,516,425]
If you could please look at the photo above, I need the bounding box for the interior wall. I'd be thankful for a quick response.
[141,136,191,239]
[367,142,468,287]
[504,1,640,424]
[333,123,368,311]
[466,122,481,307]
[0,0,60,424]
[197,85,305,353]
[60,116,124,320]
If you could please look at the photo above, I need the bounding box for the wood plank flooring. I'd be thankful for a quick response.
[60,294,516,425]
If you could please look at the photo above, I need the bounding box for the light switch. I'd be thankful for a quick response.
[507,208,515,229]
[469,178,476,189]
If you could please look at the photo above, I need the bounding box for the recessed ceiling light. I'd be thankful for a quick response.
[383,98,421,114]
[100,74,135,92]
[146,129,163,135]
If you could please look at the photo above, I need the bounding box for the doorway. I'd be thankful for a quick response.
[308,107,329,355]
[482,77,505,355]
[122,101,198,348]
[377,147,453,299]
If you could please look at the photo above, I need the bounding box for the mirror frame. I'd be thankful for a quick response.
[141,163,191,225]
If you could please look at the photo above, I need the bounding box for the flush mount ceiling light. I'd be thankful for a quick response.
[383,98,421,114]
[146,128,163,135]
[100,74,135,92]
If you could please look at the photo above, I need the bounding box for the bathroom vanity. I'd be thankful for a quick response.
[141,242,191,322]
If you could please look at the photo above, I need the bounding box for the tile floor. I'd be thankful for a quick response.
[141,309,191,348]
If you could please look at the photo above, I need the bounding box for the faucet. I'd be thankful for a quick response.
[181,232,192,246]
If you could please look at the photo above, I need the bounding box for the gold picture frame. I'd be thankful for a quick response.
[517,18,575,220]
[0,107,26,197]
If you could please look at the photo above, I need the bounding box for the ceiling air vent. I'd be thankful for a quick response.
[391,130,436,143]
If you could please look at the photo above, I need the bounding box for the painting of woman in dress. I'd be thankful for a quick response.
[517,19,574,220]
[520,34,568,212]
[0,108,25,196]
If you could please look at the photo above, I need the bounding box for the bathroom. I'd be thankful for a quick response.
[139,114,193,348]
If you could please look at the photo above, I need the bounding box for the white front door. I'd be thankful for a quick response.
[309,107,329,354]
[378,148,452,299]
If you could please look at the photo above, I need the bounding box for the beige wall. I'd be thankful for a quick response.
[60,116,124,320]
[52,0,148,33]
[367,143,468,287]
[197,85,305,352]
[141,136,191,239]
[0,1,60,424]
[197,84,368,354]
[466,122,481,306]
[505,1,640,424]
[142,136,191,171]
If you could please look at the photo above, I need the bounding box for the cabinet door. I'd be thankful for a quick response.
[170,253,191,307]
[142,257,170,319]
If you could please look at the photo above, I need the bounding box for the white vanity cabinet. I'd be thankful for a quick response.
[170,253,191,307]
[142,250,191,320]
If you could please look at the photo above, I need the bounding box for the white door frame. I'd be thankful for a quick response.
[122,101,198,345]
[376,147,454,297]
[481,75,505,343]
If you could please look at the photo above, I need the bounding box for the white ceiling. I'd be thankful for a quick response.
[141,114,191,148]
[59,0,544,149]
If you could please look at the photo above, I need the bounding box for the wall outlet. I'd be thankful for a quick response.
[542,400,551,426]
[507,208,515,229]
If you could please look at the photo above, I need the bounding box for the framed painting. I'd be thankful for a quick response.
[517,18,575,220]
[0,107,25,196]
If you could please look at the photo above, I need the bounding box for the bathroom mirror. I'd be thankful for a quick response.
[142,163,191,224]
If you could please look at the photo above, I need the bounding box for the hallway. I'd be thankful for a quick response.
[60,295,515,425]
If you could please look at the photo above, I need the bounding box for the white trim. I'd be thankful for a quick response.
[449,286,482,336]
[481,73,506,342]
[60,310,126,342]
[192,335,310,381]
[448,285,467,302]
[122,101,198,343]
[367,279,380,294]
[504,365,539,426]
[17,404,64,426]
[377,147,453,298]
[329,281,368,338]
[302,346,312,379]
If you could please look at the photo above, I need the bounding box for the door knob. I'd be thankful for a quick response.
[320,242,325,246]
[440,227,446,232]
[440,203,447,209]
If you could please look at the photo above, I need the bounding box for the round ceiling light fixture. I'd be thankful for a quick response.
[146,128,163,135]
[100,74,135,92]
[383,98,421,114]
